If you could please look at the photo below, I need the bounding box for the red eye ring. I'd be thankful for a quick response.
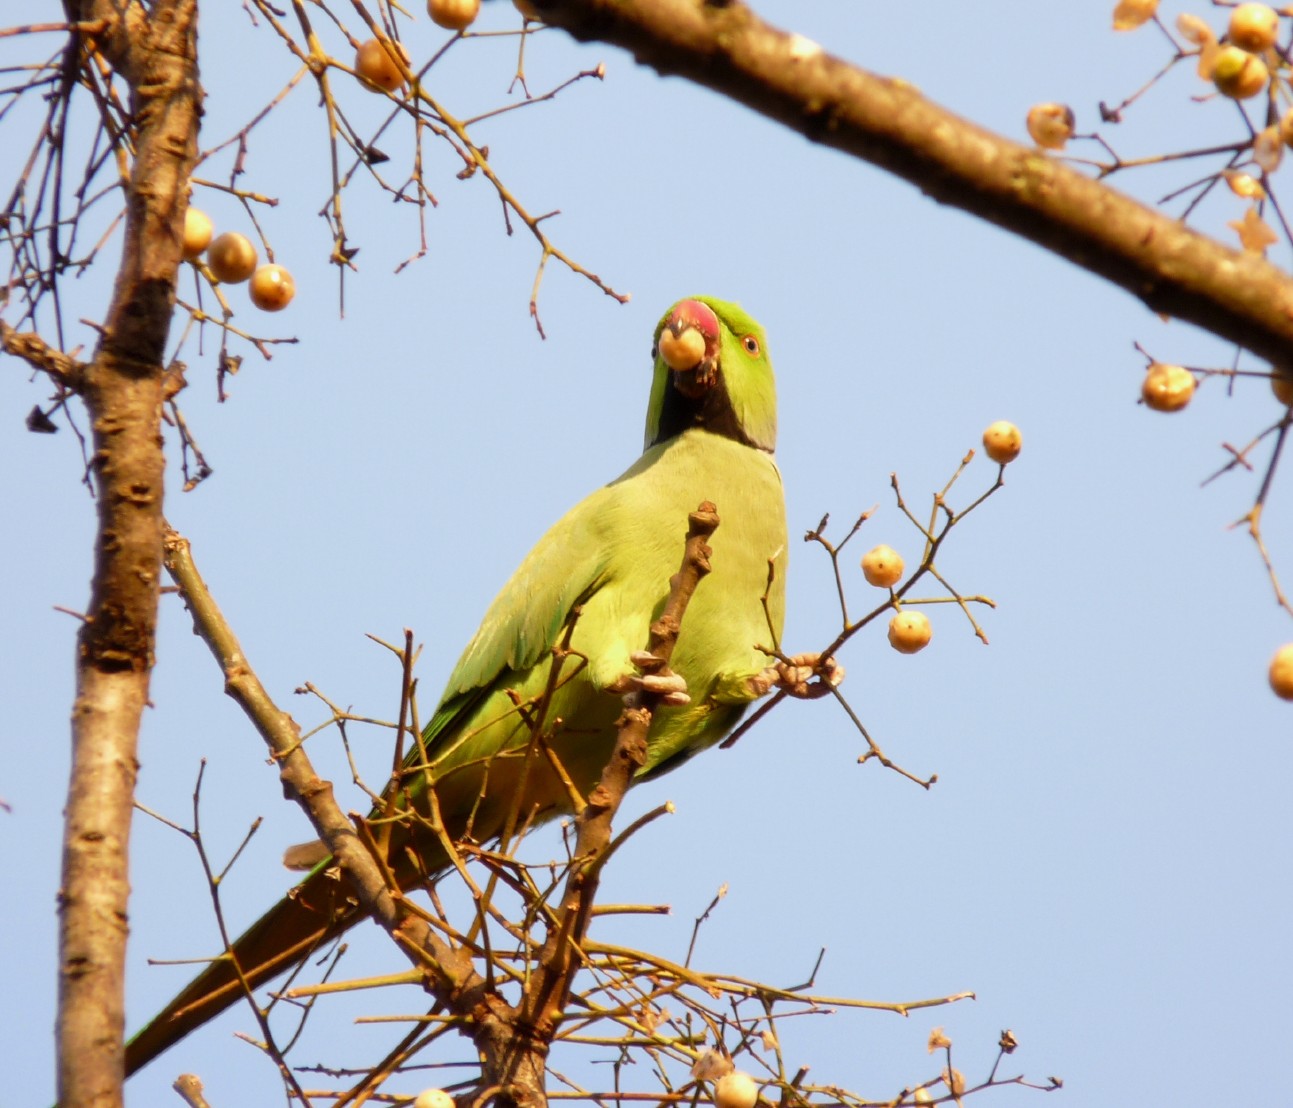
[742,335,760,356]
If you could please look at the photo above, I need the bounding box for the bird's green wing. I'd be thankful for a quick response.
[419,489,617,749]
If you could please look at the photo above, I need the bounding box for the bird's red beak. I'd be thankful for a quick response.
[659,299,721,397]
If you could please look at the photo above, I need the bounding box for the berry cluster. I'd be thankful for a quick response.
[182,209,296,313]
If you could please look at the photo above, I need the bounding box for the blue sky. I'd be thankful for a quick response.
[3,3,1291,1105]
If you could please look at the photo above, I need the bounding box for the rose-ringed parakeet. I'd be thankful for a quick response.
[125,296,798,1075]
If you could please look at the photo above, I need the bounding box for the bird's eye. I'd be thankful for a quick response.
[742,335,760,356]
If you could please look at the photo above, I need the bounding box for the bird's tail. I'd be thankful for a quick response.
[124,863,354,1077]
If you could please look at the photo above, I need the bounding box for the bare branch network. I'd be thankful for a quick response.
[539,0,1293,364]
[3,0,626,489]
[7,0,1293,551]
[8,1,1293,1105]
[10,0,1293,615]
[148,470,1042,1107]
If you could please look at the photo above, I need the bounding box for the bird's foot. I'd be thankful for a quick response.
[749,652,845,700]
[607,650,692,706]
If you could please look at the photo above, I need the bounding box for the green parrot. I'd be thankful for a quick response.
[125,296,799,1076]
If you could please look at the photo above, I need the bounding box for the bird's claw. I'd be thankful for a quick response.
[639,671,691,705]
[749,652,845,699]
[629,649,666,672]
[617,650,692,706]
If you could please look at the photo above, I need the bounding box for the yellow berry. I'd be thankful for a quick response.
[1271,369,1293,406]
[861,544,905,588]
[1212,44,1269,99]
[888,611,932,655]
[248,264,295,311]
[714,1073,759,1108]
[354,39,406,93]
[657,327,706,371]
[982,420,1023,464]
[428,0,481,30]
[182,207,213,261]
[206,231,258,284]
[1026,103,1075,150]
[1229,3,1280,52]
[1270,644,1293,699]
[413,1092,455,1108]
[1141,364,1195,412]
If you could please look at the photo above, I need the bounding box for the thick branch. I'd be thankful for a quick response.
[541,0,1293,368]
[0,321,87,390]
[56,4,200,1106]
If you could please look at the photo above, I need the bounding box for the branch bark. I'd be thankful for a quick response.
[160,530,475,999]
[55,4,200,1106]
[0,322,87,390]
[540,0,1293,368]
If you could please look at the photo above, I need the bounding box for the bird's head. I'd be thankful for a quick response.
[645,296,777,454]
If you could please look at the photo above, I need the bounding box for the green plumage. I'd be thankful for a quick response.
[125,296,787,1076]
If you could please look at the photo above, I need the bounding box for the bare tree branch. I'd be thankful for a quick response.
[0,321,87,389]
[160,529,472,997]
[540,0,1293,368]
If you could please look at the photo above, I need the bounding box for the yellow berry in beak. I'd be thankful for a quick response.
[658,326,706,371]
